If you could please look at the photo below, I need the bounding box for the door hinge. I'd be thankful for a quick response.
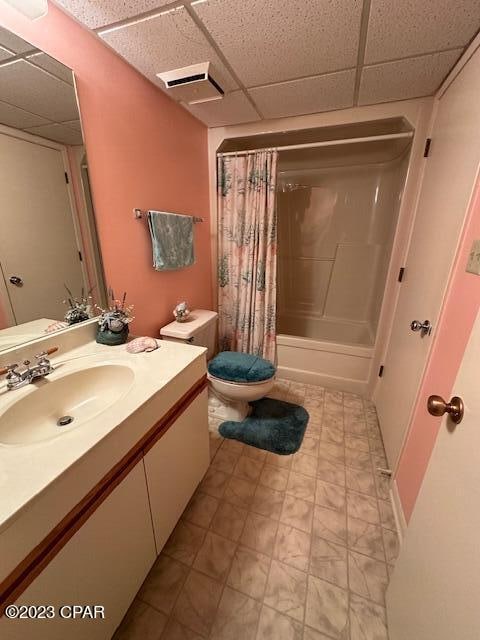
[423,138,432,158]
[78,250,83,262]
[64,171,69,184]
[398,267,405,282]
[378,365,384,377]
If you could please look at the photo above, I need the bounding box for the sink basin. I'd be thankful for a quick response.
[0,364,134,446]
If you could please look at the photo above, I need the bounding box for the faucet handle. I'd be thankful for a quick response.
[35,346,58,360]
[0,363,19,376]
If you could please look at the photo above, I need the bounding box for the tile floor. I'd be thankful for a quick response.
[114,380,398,640]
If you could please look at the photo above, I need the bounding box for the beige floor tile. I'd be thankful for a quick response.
[212,448,241,474]
[183,492,219,529]
[224,476,257,509]
[309,535,348,589]
[161,618,204,640]
[303,626,334,640]
[382,527,399,564]
[345,449,371,471]
[256,604,303,640]
[318,441,345,465]
[251,484,285,520]
[260,464,290,491]
[305,575,349,639]
[113,599,167,640]
[378,500,396,531]
[210,500,248,542]
[265,451,293,469]
[227,545,270,600]
[220,438,245,455]
[347,517,385,561]
[321,426,345,445]
[199,467,230,499]
[241,512,279,554]
[316,457,346,487]
[163,520,207,566]
[280,494,314,533]
[374,473,390,501]
[348,551,388,605]
[315,480,346,512]
[313,505,347,545]
[264,559,307,622]
[193,531,237,581]
[244,444,268,462]
[346,491,380,525]
[345,434,370,453]
[292,452,318,477]
[300,435,320,457]
[346,468,376,497]
[349,592,388,640]
[274,523,311,572]
[173,570,223,637]
[233,455,265,482]
[210,587,262,640]
[138,555,188,615]
[286,471,316,502]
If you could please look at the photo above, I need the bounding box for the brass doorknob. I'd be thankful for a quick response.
[427,395,464,424]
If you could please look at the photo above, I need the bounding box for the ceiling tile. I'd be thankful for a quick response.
[24,122,83,145]
[0,26,34,54]
[100,7,237,93]
[185,91,259,127]
[0,99,50,129]
[365,0,480,64]
[0,47,12,62]
[249,70,355,120]
[359,49,462,106]
[61,119,82,131]
[192,0,363,87]
[54,0,174,29]
[0,60,80,121]
[27,52,74,85]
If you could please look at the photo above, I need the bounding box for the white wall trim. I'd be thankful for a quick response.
[390,478,407,544]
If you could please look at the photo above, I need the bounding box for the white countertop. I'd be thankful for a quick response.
[0,337,206,534]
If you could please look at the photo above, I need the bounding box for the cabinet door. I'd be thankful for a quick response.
[1,461,156,640]
[144,390,210,552]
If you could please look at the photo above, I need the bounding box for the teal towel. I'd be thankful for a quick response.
[147,210,194,271]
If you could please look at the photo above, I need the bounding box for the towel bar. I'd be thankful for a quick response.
[133,208,203,223]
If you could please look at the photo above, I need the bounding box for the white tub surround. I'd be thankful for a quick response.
[0,329,209,640]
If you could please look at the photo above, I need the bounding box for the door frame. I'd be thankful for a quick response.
[0,122,89,327]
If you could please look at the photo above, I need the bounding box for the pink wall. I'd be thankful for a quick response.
[0,2,211,336]
[395,177,480,522]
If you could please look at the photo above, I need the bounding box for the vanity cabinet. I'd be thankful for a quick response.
[2,462,156,640]
[144,390,210,551]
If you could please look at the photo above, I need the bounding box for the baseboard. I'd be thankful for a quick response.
[276,365,368,396]
[390,478,407,544]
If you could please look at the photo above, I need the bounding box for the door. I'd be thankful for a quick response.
[375,50,480,468]
[0,131,85,324]
[386,308,480,640]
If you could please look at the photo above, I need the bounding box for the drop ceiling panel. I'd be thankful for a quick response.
[185,91,259,127]
[54,0,174,29]
[27,52,74,84]
[0,60,80,121]
[24,122,83,145]
[0,99,50,129]
[0,47,12,62]
[359,50,462,106]
[0,27,33,54]
[193,0,363,87]
[365,0,480,64]
[249,71,356,120]
[100,7,237,94]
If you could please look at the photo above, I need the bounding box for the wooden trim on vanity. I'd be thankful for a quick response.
[0,374,208,610]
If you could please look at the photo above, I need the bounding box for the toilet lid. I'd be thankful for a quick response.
[208,351,276,383]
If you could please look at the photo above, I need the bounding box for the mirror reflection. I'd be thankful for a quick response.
[0,26,106,352]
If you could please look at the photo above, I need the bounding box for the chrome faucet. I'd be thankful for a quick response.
[0,346,58,390]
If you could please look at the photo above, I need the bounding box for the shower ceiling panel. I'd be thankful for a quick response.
[54,0,480,127]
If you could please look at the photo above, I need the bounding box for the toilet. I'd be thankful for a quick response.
[160,309,276,421]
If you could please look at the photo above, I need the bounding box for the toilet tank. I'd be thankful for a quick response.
[160,309,218,359]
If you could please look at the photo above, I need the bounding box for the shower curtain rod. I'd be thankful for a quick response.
[216,131,413,157]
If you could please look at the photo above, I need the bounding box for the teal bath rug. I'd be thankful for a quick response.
[219,398,309,455]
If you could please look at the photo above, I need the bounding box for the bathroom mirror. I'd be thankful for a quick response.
[0,26,106,352]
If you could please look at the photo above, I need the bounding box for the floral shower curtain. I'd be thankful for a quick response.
[217,149,278,362]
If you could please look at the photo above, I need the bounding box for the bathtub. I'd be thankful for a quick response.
[276,315,374,395]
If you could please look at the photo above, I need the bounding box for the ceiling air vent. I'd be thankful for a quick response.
[157,62,224,105]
